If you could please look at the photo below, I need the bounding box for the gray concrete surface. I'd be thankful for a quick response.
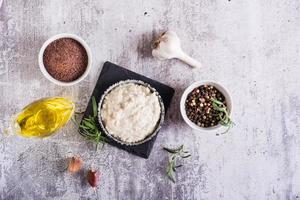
[1,0,300,199]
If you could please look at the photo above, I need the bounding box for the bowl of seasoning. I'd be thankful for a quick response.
[38,33,92,86]
[180,81,232,132]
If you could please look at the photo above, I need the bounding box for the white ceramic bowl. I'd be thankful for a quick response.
[180,81,232,132]
[38,33,92,86]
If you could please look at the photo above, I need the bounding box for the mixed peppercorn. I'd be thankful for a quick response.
[185,85,226,128]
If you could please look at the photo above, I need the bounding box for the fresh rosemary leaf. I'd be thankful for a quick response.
[211,99,224,105]
[80,129,96,137]
[73,96,107,150]
[168,172,176,183]
[163,147,177,154]
[211,98,234,133]
[83,117,94,123]
[181,154,191,158]
[92,96,97,118]
[164,145,191,183]
[82,120,95,129]
[172,161,176,172]
[166,159,175,180]
[163,145,183,154]
[79,124,91,130]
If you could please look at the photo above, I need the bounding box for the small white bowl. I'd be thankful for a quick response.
[38,33,92,86]
[180,81,232,132]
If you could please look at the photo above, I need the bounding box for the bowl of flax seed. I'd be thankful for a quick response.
[38,33,92,86]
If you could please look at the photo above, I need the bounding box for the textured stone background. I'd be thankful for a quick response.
[1,0,300,199]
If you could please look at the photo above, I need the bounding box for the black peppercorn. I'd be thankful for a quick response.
[185,85,226,128]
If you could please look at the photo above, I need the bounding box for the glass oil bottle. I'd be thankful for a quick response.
[15,97,75,138]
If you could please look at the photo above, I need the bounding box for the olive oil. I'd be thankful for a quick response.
[15,97,75,138]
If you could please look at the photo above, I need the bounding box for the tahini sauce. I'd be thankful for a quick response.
[101,83,161,143]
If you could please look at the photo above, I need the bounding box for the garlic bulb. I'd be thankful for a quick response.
[152,31,201,68]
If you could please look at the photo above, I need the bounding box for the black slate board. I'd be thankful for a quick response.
[81,61,174,158]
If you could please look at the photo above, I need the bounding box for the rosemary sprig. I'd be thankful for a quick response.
[163,145,191,183]
[72,96,108,150]
[211,98,234,134]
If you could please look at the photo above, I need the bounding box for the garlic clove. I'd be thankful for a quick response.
[68,156,83,173]
[87,169,100,188]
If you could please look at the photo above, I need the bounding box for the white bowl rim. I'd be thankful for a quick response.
[180,80,232,132]
[38,33,92,86]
